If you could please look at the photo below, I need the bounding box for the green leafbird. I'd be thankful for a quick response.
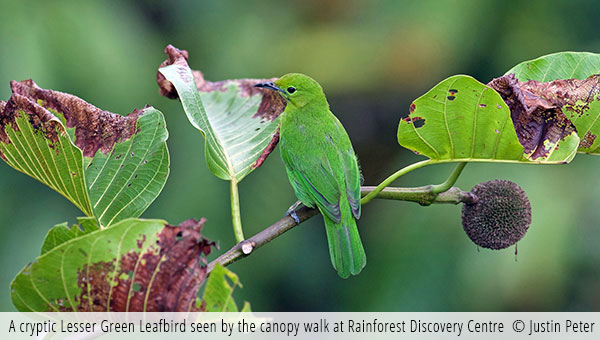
[255,73,366,278]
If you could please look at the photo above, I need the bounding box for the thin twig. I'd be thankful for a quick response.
[207,185,476,272]
[208,205,318,272]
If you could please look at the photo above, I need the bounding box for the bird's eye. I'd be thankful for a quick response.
[287,87,296,94]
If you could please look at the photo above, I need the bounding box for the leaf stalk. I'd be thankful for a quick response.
[431,162,467,194]
[230,179,245,242]
[360,159,435,204]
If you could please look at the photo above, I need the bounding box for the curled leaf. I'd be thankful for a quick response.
[0,80,169,226]
[8,80,139,157]
[157,45,284,179]
[158,45,286,121]
[1,82,94,215]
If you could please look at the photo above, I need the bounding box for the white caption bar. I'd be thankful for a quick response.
[2,312,598,339]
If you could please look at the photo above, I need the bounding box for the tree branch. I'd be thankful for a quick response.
[207,185,477,272]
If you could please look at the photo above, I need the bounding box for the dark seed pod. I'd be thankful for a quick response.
[461,180,531,250]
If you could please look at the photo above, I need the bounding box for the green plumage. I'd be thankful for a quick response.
[262,73,366,278]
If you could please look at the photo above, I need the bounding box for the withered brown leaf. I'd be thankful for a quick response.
[488,73,600,160]
[1,79,140,158]
[75,218,215,312]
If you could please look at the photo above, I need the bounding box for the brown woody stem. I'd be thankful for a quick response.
[207,185,476,272]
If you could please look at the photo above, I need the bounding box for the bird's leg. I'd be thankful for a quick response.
[285,200,304,225]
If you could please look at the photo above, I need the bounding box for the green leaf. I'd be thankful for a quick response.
[157,47,283,182]
[0,80,169,227]
[11,218,215,312]
[40,217,99,255]
[571,99,600,154]
[507,52,600,155]
[240,301,252,312]
[202,263,248,312]
[0,98,93,215]
[398,75,579,164]
[84,107,169,227]
[506,51,600,82]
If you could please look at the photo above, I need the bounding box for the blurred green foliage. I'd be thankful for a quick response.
[1,0,599,311]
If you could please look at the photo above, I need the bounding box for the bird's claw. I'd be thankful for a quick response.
[288,211,300,225]
[285,200,303,225]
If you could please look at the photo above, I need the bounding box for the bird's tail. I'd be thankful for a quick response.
[323,201,366,278]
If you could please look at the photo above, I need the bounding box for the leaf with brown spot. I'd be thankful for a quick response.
[0,84,93,215]
[506,52,600,155]
[11,218,219,312]
[157,44,285,181]
[0,80,170,227]
[399,72,582,164]
[398,75,577,164]
[488,74,580,161]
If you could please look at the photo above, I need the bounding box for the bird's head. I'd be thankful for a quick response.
[254,73,325,108]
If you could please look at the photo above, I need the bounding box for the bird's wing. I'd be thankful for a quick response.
[327,116,362,220]
[340,147,361,219]
[281,138,342,223]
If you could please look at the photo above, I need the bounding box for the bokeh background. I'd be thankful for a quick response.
[1,0,599,311]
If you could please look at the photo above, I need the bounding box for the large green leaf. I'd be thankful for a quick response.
[11,218,215,312]
[397,75,579,163]
[0,80,169,227]
[157,46,283,182]
[507,52,600,155]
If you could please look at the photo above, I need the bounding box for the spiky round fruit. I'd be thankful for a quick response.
[461,180,531,250]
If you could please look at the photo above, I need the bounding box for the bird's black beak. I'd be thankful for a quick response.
[254,81,286,95]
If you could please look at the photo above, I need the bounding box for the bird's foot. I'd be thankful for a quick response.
[285,200,303,225]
